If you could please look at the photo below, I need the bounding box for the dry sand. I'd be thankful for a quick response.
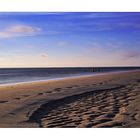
[0,70,140,128]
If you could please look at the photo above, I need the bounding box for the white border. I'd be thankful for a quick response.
[0,0,140,12]
[0,128,140,140]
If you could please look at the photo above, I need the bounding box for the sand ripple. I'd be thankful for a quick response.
[29,80,140,128]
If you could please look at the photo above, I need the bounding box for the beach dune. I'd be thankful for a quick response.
[0,70,140,128]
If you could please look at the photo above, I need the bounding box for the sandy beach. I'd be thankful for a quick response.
[0,70,139,128]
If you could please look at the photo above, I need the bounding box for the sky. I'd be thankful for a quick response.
[0,12,140,68]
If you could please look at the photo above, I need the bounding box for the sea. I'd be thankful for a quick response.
[0,67,139,85]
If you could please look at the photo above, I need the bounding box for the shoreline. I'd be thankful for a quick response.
[0,69,139,87]
[0,70,139,127]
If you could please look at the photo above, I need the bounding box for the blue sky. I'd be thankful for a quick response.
[0,12,140,67]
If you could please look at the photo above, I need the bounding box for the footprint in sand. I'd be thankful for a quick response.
[91,84,96,86]
[98,82,104,85]
[45,91,53,94]
[38,93,44,95]
[66,85,85,89]
[22,95,30,97]
[8,112,15,116]
[0,100,8,103]
[14,98,21,100]
[66,86,73,89]
[54,88,62,92]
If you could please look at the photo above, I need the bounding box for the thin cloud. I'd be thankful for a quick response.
[25,45,37,49]
[114,50,140,61]
[124,51,140,58]
[41,53,48,58]
[45,30,63,35]
[57,41,68,47]
[118,23,140,29]
[0,25,42,38]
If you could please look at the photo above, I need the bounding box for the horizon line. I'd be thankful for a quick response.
[0,66,140,69]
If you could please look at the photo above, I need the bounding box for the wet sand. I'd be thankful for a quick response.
[0,70,140,127]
